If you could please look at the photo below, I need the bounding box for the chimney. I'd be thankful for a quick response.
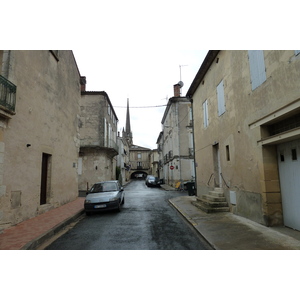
[173,83,181,97]
[80,76,86,91]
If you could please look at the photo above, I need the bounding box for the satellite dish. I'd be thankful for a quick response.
[178,81,184,88]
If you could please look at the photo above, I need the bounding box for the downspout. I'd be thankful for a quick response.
[176,100,182,184]
[189,97,197,194]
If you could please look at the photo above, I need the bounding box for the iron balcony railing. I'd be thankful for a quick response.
[0,75,17,113]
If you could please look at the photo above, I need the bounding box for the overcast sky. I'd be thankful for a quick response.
[6,1,296,151]
[73,49,208,149]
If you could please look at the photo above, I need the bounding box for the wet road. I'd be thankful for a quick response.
[46,180,211,250]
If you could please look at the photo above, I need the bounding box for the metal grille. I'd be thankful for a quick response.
[269,114,300,136]
[0,75,17,112]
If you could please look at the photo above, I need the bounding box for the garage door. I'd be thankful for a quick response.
[277,139,300,230]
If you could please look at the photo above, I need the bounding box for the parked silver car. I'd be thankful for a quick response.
[84,180,125,215]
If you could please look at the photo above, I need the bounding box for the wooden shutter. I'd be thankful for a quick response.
[217,80,225,116]
[248,50,266,90]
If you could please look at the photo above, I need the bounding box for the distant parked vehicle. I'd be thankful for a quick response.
[145,175,161,187]
[84,180,125,215]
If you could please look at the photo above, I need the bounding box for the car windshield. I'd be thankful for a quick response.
[90,182,118,193]
[148,176,155,180]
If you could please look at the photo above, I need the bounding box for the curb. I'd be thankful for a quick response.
[21,209,85,250]
[168,199,215,250]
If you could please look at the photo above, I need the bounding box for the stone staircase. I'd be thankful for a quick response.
[192,188,230,213]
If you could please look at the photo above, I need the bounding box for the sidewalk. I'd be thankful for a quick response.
[0,197,85,250]
[161,184,300,250]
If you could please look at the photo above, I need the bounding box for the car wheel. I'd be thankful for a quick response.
[117,201,122,212]
[86,211,91,216]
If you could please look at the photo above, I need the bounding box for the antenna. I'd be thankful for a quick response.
[178,81,184,88]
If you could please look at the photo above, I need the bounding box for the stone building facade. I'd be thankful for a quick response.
[160,83,195,187]
[187,50,300,228]
[0,50,81,230]
[79,90,119,192]
[116,132,130,184]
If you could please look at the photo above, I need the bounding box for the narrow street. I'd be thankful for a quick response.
[46,180,212,250]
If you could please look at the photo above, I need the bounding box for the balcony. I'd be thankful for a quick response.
[80,138,119,157]
[0,75,17,117]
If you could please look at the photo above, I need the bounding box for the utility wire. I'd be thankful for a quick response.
[114,105,167,108]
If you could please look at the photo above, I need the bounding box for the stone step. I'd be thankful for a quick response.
[202,194,226,202]
[214,187,224,193]
[192,201,230,213]
[197,197,229,208]
[208,191,225,197]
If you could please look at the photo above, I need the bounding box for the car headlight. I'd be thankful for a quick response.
[109,197,119,202]
[85,199,91,203]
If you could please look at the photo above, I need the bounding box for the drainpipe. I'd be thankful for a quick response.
[175,100,182,185]
[189,97,197,194]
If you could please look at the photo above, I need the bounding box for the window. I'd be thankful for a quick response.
[226,145,230,161]
[203,99,209,128]
[217,80,225,116]
[189,107,193,125]
[40,153,52,205]
[137,153,141,159]
[292,149,297,160]
[295,50,300,56]
[248,50,266,90]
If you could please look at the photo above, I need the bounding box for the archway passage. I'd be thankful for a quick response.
[131,171,148,180]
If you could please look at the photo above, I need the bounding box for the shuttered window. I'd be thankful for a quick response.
[217,80,225,116]
[203,100,209,128]
[248,50,266,90]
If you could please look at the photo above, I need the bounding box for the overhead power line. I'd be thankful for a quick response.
[114,105,167,109]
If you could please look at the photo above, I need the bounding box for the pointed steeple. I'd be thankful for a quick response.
[125,98,133,146]
[126,98,131,134]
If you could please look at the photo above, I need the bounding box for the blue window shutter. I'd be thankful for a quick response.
[248,50,266,90]
[217,80,225,116]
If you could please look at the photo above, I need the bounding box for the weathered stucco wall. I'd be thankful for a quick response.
[0,51,81,229]
[192,50,300,226]
[78,149,115,191]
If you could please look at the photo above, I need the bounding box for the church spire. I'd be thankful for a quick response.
[126,98,131,134]
[125,98,133,146]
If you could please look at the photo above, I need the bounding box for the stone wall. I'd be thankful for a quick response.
[0,51,81,230]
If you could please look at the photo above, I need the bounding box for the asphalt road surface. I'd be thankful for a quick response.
[46,180,212,250]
